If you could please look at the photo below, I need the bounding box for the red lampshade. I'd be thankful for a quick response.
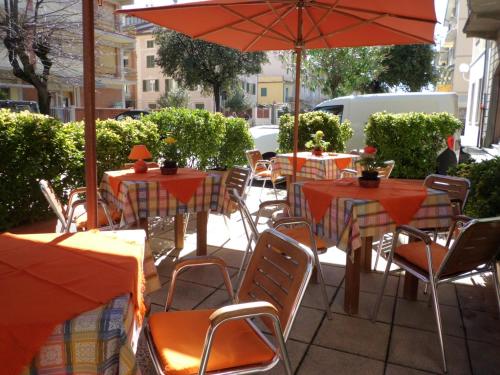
[128,145,152,160]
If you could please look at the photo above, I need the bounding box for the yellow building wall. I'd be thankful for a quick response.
[258,80,284,105]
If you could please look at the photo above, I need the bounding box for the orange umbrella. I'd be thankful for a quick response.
[119,0,436,180]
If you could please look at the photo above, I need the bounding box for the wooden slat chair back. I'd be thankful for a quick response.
[226,167,250,197]
[237,230,314,339]
[39,180,67,230]
[439,217,500,279]
[376,160,395,178]
[424,174,470,215]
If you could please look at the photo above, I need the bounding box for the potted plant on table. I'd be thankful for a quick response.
[357,145,382,187]
[306,130,330,156]
[161,134,178,175]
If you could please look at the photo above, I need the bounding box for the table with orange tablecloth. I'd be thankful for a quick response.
[274,152,360,181]
[290,178,453,314]
[101,168,229,255]
[0,230,158,375]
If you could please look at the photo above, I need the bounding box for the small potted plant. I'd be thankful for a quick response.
[357,145,381,187]
[161,134,178,175]
[306,130,330,156]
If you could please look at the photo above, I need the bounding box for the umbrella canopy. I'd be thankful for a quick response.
[119,0,436,179]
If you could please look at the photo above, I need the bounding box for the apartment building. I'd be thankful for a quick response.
[462,0,500,148]
[0,0,135,117]
[436,0,473,124]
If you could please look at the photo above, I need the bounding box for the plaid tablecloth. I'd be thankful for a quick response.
[101,171,231,225]
[23,294,138,375]
[291,181,453,255]
[274,152,361,180]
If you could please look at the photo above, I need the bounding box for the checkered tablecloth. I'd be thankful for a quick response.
[274,152,361,180]
[22,294,139,375]
[291,181,453,255]
[101,171,231,225]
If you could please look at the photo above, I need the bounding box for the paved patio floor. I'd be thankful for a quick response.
[138,186,500,375]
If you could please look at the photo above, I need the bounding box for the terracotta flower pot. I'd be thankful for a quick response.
[312,148,323,156]
[161,160,178,175]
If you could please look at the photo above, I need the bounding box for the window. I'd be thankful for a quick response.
[142,79,160,92]
[246,82,250,93]
[475,78,483,126]
[148,103,157,109]
[469,83,475,124]
[251,84,256,95]
[260,87,267,97]
[195,103,205,110]
[146,55,155,68]
[285,87,289,100]
[147,40,154,48]
[165,78,174,93]
[123,58,129,68]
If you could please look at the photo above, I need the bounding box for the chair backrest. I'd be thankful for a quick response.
[376,160,395,179]
[246,149,265,173]
[228,188,259,240]
[438,217,500,279]
[424,174,471,214]
[225,167,250,197]
[39,180,67,230]
[237,229,314,340]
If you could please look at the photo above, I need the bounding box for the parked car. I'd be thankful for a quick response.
[249,124,279,154]
[114,110,149,121]
[0,100,39,113]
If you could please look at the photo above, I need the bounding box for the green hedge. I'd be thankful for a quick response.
[365,112,462,179]
[145,108,253,169]
[0,110,76,230]
[278,111,353,153]
[449,158,500,218]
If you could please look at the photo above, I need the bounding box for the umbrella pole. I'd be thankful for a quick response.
[292,49,302,183]
[82,0,98,229]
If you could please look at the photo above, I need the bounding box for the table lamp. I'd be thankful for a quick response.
[128,145,152,173]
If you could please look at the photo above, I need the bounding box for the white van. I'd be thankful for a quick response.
[314,92,459,150]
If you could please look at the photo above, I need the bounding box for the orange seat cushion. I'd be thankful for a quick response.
[75,206,120,230]
[277,226,327,250]
[148,309,275,375]
[256,170,272,178]
[395,241,448,273]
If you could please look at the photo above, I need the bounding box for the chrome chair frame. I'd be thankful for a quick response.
[372,216,500,373]
[39,179,114,233]
[245,150,284,200]
[145,229,315,375]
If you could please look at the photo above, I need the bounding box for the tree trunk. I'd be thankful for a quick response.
[36,84,51,115]
[213,84,221,112]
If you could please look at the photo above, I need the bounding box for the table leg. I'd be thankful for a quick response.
[138,218,149,238]
[174,214,185,250]
[197,211,209,256]
[344,247,361,315]
[360,236,373,272]
[403,272,419,300]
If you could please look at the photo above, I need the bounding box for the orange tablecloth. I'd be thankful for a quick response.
[286,156,308,172]
[0,231,146,375]
[302,178,428,225]
[107,168,208,204]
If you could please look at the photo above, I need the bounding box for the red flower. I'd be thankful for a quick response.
[363,145,377,154]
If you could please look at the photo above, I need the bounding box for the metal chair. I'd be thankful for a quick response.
[372,216,500,373]
[144,229,314,375]
[228,189,332,319]
[424,174,470,220]
[39,179,116,233]
[246,149,284,200]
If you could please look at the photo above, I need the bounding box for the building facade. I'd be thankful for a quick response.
[437,0,473,125]
[462,0,500,148]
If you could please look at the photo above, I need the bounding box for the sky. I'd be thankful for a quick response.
[132,0,450,45]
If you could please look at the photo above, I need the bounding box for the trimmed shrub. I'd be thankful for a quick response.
[449,158,500,218]
[278,111,353,153]
[145,108,253,170]
[0,110,75,230]
[215,117,254,169]
[63,118,161,186]
[365,112,462,179]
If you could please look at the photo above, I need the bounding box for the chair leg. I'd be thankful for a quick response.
[223,215,231,239]
[236,238,253,287]
[259,179,266,201]
[430,279,447,373]
[311,249,332,319]
[372,251,393,322]
[373,236,383,271]
[272,180,278,200]
[492,263,500,316]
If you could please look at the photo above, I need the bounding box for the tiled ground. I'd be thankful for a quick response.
[138,186,500,375]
